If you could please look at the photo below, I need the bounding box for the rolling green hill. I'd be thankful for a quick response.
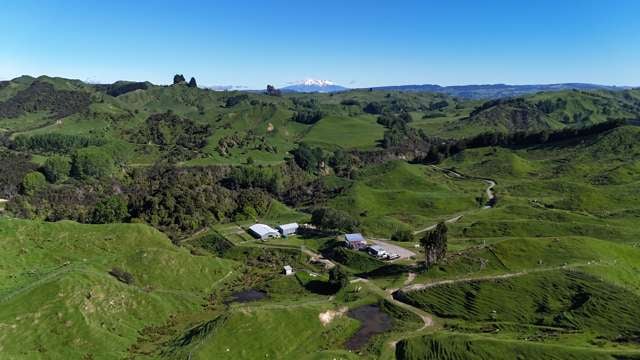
[1,75,640,359]
[0,218,238,359]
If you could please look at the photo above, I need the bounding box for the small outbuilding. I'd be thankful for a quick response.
[283,265,294,276]
[248,224,280,240]
[366,245,388,258]
[344,233,367,249]
[277,223,299,236]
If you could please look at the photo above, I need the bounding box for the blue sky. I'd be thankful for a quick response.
[2,0,639,88]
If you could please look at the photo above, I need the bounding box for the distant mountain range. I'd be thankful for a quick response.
[367,83,633,99]
[277,80,632,99]
[281,79,348,93]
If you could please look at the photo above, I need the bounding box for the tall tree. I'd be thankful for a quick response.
[328,266,349,291]
[188,77,197,88]
[420,222,448,267]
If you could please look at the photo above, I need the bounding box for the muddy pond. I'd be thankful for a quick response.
[345,304,393,350]
[225,289,268,304]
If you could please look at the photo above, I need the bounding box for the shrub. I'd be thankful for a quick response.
[21,171,47,195]
[340,99,360,106]
[328,266,349,292]
[92,196,129,224]
[193,232,235,256]
[108,267,134,284]
[363,102,384,114]
[391,229,414,242]
[43,156,71,183]
[292,110,324,125]
[225,94,249,107]
[311,207,359,232]
[71,147,114,179]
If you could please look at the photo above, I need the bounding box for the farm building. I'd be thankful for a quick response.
[344,233,367,249]
[366,245,388,258]
[248,224,280,240]
[277,223,299,236]
[283,265,294,276]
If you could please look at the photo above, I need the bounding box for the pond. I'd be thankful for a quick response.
[225,289,268,304]
[345,304,393,350]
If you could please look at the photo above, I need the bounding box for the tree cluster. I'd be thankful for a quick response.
[71,146,115,179]
[13,133,106,154]
[311,207,359,233]
[92,196,129,224]
[224,94,249,107]
[130,111,213,153]
[0,150,37,198]
[173,74,186,84]
[0,81,91,119]
[266,85,282,96]
[292,109,324,124]
[95,81,149,97]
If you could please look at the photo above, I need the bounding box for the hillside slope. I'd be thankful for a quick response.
[0,218,237,359]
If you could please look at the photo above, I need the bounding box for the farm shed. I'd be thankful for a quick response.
[283,265,294,276]
[277,223,299,236]
[248,224,280,240]
[344,233,367,249]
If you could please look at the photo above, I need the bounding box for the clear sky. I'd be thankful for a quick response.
[2,0,639,88]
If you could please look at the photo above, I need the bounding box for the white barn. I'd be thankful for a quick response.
[277,223,299,236]
[248,224,280,240]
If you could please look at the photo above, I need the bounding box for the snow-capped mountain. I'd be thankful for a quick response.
[282,79,348,93]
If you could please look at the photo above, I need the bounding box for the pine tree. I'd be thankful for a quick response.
[420,222,448,268]
[188,77,197,88]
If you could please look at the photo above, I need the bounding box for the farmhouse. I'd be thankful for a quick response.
[277,223,299,236]
[344,233,367,249]
[248,224,280,240]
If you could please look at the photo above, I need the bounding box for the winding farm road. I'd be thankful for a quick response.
[413,166,497,236]
[399,261,599,294]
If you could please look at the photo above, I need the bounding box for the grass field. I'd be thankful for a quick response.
[329,161,485,236]
[0,218,238,359]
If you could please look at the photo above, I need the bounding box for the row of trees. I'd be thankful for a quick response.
[13,133,106,154]
[455,118,627,152]
[292,109,324,124]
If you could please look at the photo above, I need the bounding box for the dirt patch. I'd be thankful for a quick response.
[404,272,416,285]
[318,306,348,326]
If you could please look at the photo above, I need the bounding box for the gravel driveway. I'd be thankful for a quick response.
[369,239,416,259]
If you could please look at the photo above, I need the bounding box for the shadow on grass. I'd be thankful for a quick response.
[304,280,339,295]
